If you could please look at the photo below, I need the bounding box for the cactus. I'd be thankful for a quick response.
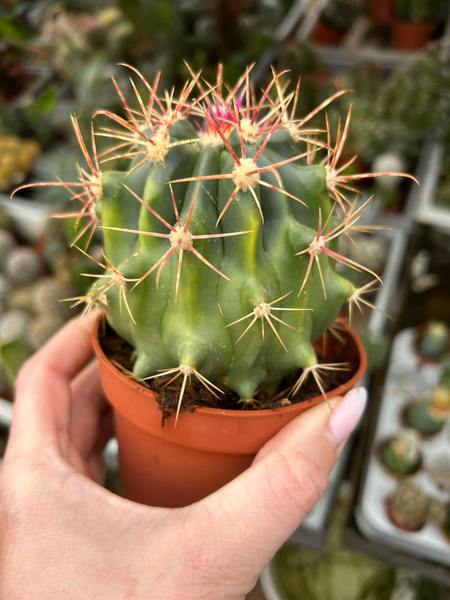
[395,0,443,23]
[27,313,66,351]
[379,429,422,476]
[427,497,448,527]
[14,65,414,415]
[321,0,363,32]
[418,320,449,359]
[386,481,429,531]
[0,310,30,345]
[4,246,43,285]
[32,277,74,320]
[404,359,450,434]
[428,383,450,421]
[403,396,447,436]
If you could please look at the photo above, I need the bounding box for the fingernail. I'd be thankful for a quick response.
[326,387,367,448]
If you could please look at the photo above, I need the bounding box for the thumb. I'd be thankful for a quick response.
[199,387,367,566]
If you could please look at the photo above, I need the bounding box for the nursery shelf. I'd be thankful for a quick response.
[295,1,450,72]
[357,327,450,565]
[365,132,433,335]
[414,142,450,233]
[305,44,429,72]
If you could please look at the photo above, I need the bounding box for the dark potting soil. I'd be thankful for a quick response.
[99,321,359,416]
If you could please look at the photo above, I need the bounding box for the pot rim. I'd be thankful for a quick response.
[92,316,367,418]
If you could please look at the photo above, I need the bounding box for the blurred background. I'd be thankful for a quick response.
[0,1,450,598]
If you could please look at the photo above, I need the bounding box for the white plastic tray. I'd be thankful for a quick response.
[357,327,450,565]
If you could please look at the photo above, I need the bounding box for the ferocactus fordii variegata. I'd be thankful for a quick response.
[14,65,415,417]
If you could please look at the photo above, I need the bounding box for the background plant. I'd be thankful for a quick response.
[394,0,447,24]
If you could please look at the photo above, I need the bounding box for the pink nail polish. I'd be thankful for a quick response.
[326,387,367,448]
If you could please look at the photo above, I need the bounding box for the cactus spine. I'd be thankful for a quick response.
[15,65,413,413]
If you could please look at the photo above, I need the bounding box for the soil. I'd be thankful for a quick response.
[99,321,360,416]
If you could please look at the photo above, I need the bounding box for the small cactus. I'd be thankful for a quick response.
[14,65,414,414]
[428,384,450,421]
[379,428,422,476]
[7,285,36,313]
[418,320,449,359]
[26,313,66,351]
[386,481,429,531]
[404,390,448,436]
[32,277,74,320]
[0,310,30,345]
[4,246,43,285]
[372,152,407,190]
[427,497,448,527]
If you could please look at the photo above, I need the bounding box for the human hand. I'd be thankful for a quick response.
[0,313,366,600]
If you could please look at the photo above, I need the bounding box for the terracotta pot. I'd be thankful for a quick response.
[370,0,395,26]
[390,20,436,50]
[93,320,367,507]
[385,503,426,532]
[312,18,346,46]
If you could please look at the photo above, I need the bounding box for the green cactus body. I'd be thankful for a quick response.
[96,84,357,402]
[403,401,446,436]
[379,430,422,476]
[387,481,428,531]
[16,66,411,406]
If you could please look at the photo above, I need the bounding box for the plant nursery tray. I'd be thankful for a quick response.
[414,142,450,233]
[356,327,450,566]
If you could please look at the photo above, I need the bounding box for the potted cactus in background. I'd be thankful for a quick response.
[403,365,450,437]
[416,320,449,361]
[386,481,429,531]
[14,64,413,507]
[312,0,364,45]
[391,0,445,50]
[378,428,422,477]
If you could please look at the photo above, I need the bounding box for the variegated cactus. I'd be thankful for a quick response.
[15,65,414,417]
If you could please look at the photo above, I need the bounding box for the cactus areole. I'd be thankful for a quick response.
[17,65,413,419]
